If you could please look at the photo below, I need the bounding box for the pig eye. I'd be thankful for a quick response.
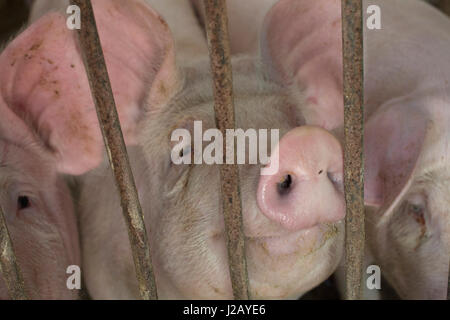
[17,196,31,210]
[404,194,427,227]
[407,203,426,225]
[277,174,293,196]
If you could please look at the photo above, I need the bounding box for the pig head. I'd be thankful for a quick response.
[0,11,82,298]
[19,0,346,299]
[363,0,450,299]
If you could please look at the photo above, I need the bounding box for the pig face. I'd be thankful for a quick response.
[0,140,79,299]
[363,0,450,299]
[137,58,345,299]
[365,100,450,299]
[15,0,346,299]
[140,0,345,299]
[0,1,86,299]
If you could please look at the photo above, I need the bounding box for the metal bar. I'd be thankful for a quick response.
[70,0,157,300]
[203,0,249,300]
[341,0,365,300]
[437,0,450,16]
[0,205,27,299]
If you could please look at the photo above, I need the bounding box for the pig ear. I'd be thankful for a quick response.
[260,0,343,129]
[364,102,428,208]
[0,0,177,175]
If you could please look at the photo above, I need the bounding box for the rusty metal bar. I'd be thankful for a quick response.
[341,0,365,300]
[203,0,249,300]
[0,205,27,299]
[70,0,157,300]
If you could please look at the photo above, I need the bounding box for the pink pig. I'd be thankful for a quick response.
[198,0,450,299]
[0,16,81,298]
[14,0,347,299]
[362,0,450,299]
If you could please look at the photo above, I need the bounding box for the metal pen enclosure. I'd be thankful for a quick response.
[0,0,448,300]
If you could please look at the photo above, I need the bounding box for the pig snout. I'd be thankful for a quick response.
[257,126,345,231]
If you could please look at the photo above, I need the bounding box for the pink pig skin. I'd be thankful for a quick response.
[0,5,82,299]
[362,0,450,300]
[0,142,80,299]
[0,113,80,299]
[79,0,346,299]
[16,0,348,299]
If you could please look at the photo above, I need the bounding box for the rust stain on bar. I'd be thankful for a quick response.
[341,0,365,300]
[70,0,157,300]
[0,205,27,299]
[203,0,249,300]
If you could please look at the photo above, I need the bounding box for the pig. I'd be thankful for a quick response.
[362,0,450,300]
[0,13,81,298]
[21,0,346,299]
[223,0,450,300]
[191,0,279,56]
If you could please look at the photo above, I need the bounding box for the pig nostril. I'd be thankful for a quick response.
[277,174,293,196]
[327,171,337,183]
[17,196,30,210]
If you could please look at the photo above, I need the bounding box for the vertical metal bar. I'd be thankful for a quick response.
[69,0,157,300]
[0,205,27,299]
[341,0,365,300]
[203,0,249,300]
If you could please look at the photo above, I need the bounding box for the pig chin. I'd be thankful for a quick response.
[245,221,344,299]
[173,218,343,300]
[248,222,340,256]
